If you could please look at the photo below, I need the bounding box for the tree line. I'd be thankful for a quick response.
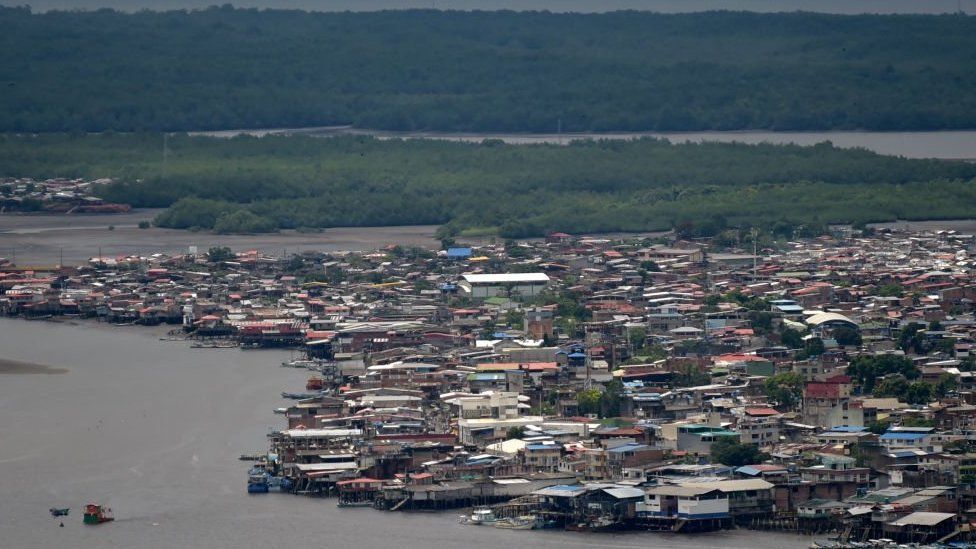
[2,133,976,237]
[2,7,976,133]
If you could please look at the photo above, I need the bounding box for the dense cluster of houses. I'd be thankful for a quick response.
[0,177,130,213]
[3,226,976,543]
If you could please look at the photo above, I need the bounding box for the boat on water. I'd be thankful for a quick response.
[247,467,270,494]
[565,515,618,532]
[49,507,70,517]
[306,377,324,391]
[267,475,294,493]
[493,515,539,530]
[82,504,113,525]
[282,359,319,369]
[281,392,318,400]
[808,539,956,549]
[458,508,498,525]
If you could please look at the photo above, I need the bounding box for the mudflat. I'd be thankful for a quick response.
[0,210,441,265]
[0,357,68,375]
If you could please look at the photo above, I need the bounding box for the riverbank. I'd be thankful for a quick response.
[0,317,810,548]
[0,211,441,265]
[191,127,976,160]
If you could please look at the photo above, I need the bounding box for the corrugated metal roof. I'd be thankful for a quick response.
[461,273,550,284]
[889,512,956,526]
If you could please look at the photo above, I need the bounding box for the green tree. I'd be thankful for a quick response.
[905,381,933,405]
[506,426,526,440]
[935,373,957,399]
[748,311,773,334]
[781,328,804,349]
[848,354,919,394]
[876,284,904,298]
[832,326,862,346]
[599,379,625,418]
[206,246,234,263]
[804,337,826,357]
[764,372,804,410]
[710,436,768,467]
[874,377,909,399]
[628,327,648,353]
[577,389,602,416]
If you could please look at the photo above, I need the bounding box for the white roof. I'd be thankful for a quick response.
[461,273,550,284]
[888,512,956,526]
[293,462,359,472]
[281,429,363,438]
[805,312,857,327]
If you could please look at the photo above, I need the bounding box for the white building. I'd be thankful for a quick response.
[458,273,550,299]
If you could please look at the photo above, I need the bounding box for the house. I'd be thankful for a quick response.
[676,424,740,455]
[879,427,939,452]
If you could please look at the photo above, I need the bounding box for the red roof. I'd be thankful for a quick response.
[744,407,781,417]
[805,383,840,399]
[336,477,384,486]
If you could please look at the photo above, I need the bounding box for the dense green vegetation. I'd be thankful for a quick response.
[2,7,976,132]
[3,133,976,236]
[710,436,769,467]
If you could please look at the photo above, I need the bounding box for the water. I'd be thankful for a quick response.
[196,127,976,160]
[0,212,441,265]
[5,0,972,14]
[0,318,810,548]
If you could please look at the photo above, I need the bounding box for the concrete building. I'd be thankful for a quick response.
[458,273,550,299]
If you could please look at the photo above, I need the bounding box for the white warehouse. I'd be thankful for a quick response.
[458,273,550,299]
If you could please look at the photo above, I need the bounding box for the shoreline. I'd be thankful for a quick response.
[0,357,68,375]
[186,126,976,159]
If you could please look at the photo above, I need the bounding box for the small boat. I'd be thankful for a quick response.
[82,504,114,525]
[267,476,295,493]
[248,466,270,494]
[459,508,497,525]
[306,377,324,391]
[282,359,317,368]
[493,515,538,530]
[247,474,269,494]
[49,508,70,517]
[281,392,317,400]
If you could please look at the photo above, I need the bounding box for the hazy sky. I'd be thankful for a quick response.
[3,0,971,13]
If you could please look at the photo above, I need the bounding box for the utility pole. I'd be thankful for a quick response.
[752,227,758,284]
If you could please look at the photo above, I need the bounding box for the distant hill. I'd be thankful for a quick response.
[1,7,975,133]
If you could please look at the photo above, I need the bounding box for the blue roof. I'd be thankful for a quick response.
[526,444,559,451]
[567,352,587,359]
[446,247,473,258]
[547,484,583,492]
[880,432,928,441]
[607,443,649,453]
